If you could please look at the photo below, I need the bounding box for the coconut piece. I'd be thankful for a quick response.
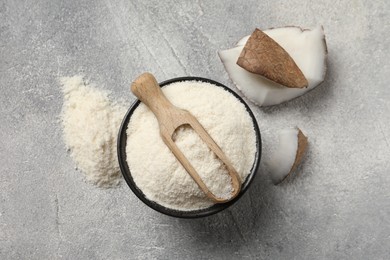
[219,26,327,106]
[237,28,308,89]
[267,127,308,185]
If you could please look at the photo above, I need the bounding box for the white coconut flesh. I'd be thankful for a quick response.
[267,127,301,184]
[219,26,327,106]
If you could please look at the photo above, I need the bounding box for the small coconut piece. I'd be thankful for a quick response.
[237,28,308,89]
[267,127,308,184]
[219,26,327,106]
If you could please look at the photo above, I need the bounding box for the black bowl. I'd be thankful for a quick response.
[117,77,261,218]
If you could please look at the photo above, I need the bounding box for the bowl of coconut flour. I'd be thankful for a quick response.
[118,77,261,218]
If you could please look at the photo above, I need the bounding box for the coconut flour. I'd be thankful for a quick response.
[61,76,126,188]
[126,81,257,211]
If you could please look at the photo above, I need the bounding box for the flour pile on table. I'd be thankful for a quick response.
[60,76,126,187]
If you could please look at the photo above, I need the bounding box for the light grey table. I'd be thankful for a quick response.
[1,1,389,259]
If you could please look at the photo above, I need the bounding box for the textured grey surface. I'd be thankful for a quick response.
[1,0,389,259]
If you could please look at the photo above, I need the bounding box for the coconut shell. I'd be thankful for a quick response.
[237,28,308,89]
[290,129,308,173]
[279,129,308,184]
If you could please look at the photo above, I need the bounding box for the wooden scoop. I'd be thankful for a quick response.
[131,73,241,203]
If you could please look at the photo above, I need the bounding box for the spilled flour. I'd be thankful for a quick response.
[60,76,127,187]
[126,81,257,211]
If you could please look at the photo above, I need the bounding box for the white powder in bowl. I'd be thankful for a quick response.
[61,76,127,188]
[126,81,257,211]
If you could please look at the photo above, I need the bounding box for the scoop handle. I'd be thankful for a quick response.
[131,73,174,119]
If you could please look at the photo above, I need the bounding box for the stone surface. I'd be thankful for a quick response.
[0,0,389,259]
